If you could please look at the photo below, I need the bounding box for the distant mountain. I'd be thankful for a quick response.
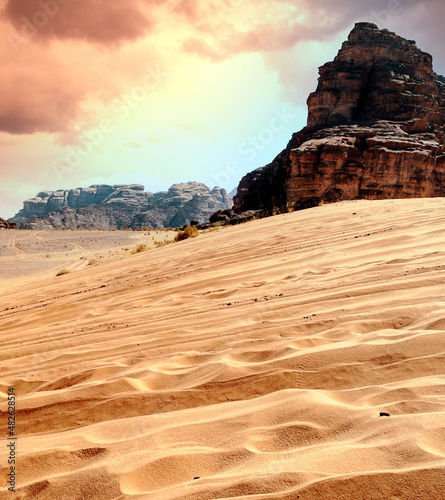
[13,182,233,230]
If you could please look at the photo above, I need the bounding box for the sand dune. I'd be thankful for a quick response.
[1,198,445,499]
[0,229,177,291]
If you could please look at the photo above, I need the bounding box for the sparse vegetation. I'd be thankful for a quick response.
[88,259,97,266]
[154,240,174,248]
[175,226,199,242]
[131,243,148,254]
[56,268,71,276]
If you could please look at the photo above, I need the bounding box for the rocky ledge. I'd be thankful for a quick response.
[0,218,16,229]
[233,22,445,215]
[13,182,232,230]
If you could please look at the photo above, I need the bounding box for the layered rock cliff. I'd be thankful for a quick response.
[234,22,445,214]
[14,182,232,230]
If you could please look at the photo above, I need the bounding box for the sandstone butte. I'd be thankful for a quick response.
[233,22,445,214]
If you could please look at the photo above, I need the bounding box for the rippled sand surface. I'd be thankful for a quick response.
[1,198,445,499]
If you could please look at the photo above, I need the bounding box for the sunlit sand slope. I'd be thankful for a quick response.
[1,198,445,499]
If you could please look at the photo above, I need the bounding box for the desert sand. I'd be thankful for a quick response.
[0,229,177,291]
[1,198,445,499]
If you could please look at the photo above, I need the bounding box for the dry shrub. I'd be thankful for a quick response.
[131,244,148,254]
[155,240,174,248]
[56,269,71,276]
[175,226,199,242]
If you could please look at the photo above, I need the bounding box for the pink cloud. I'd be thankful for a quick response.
[1,0,444,139]
[2,0,152,45]
[180,0,431,60]
[0,62,84,134]
[173,0,199,20]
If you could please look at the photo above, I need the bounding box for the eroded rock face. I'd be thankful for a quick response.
[307,22,445,127]
[234,23,445,214]
[14,183,232,230]
[14,184,147,226]
[287,120,445,207]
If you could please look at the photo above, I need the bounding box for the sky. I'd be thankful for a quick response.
[1,0,445,218]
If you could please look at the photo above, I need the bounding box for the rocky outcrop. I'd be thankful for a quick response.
[307,22,444,127]
[286,120,445,207]
[234,23,445,214]
[131,184,232,230]
[13,184,147,226]
[0,218,16,229]
[15,182,232,230]
[208,209,261,226]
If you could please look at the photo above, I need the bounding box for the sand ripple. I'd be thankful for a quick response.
[1,199,445,498]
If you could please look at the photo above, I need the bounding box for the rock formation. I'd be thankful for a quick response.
[234,23,445,214]
[0,217,16,229]
[14,183,232,230]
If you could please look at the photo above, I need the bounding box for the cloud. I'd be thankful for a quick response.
[2,0,152,45]
[0,0,443,141]
[181,0,424,60]
[0,61,83,134]
[173,0,199,20]
[0,5,165,136]
[0,28,110,136]
[181,0,445,110]
[0,0,171,136]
